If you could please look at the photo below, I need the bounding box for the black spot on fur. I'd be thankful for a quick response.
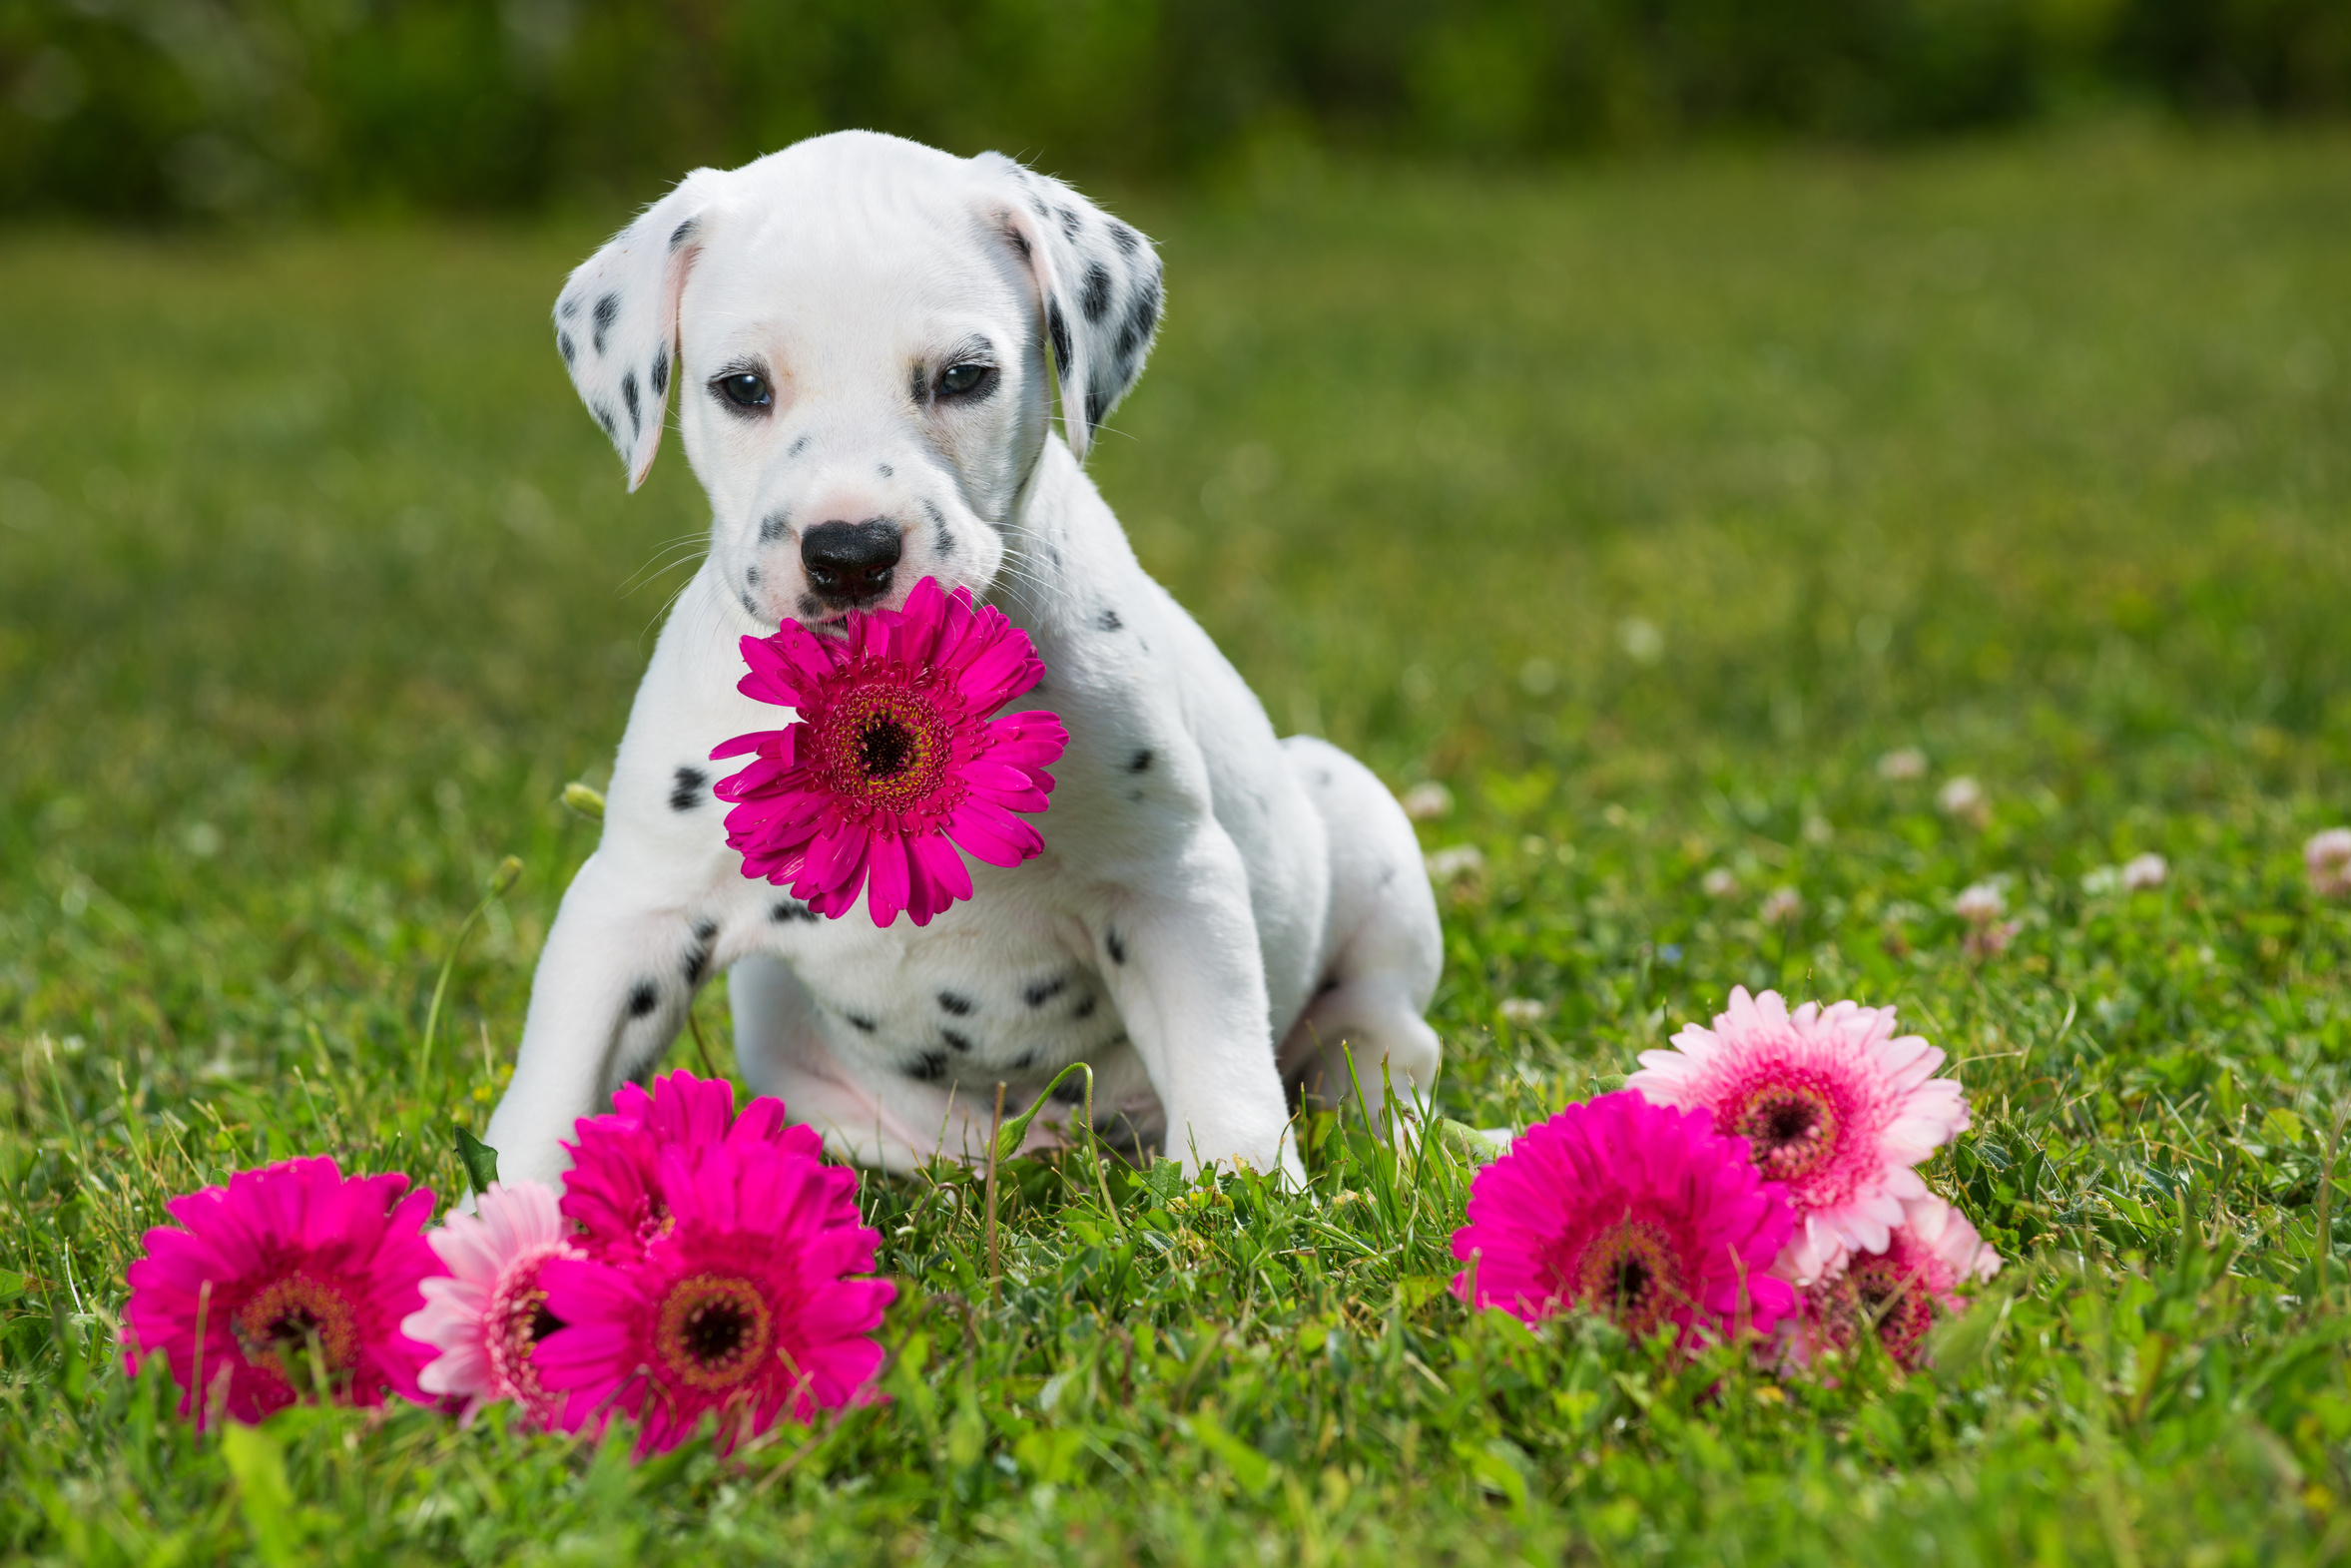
[558,331,575,364]
[1097,608,1122,632]
[1007,225,1031,261]
[592,293,619,355]
[626,981,659,1018]
[1128,749,1154,774]
[1057,206,1081,241]
[559,297,578,320]
[1104,928,1125,965]
[772,898,818,923]
[670,767,706,811]
[937,527,955,556]
[1318,975,1341,996]
[594,403,617,437]
[790,434,812,457]
[1047,301,1071,380]
[937,991,974,1016]
[846,1012,878,1034]
[1010,1050,1037,1070]
[1085,386,1106,433]
[621,371,641,436]
[669,218,698,250]
[740,590,761,618]
[1109,222,1140,256]
[745,565,761,586]
[682,932,713,984]
[1080,262,1113,323]
[908,362,928,405]
[1050,1073,1087,1105]
[759,512,790,544]
[942,1030,973,1053]
[906,1051,949,1083]
[878,463,893,479]
[1073,994,1098,1020]
[1024,975,1068,1007]
[651,347,669,399]
[693,917,717,943]
[1029,195,1050,220]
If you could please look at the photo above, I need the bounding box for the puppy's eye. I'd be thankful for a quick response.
[713,371,772,410]
[935,362,995,399]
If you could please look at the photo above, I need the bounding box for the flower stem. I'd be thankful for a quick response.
[414,856,521,1090]
[984,1082,1005,1306]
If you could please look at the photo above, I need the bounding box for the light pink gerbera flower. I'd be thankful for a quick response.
[1450,1092,1799,1342]
[121,1157,439,1430]
[535,1141,895,1456]
[1627,987,1970,1286]
[561,1070,856,1264]
[712,575,1068,928]
[1783,1195,2001,1370]
[2309,828,2351,898]
[401,1181,581,1427]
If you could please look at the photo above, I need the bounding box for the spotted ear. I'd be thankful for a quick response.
[975,153,1163,463]
[554,172,720,492]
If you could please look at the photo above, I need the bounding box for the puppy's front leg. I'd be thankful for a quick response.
[482,850,707,1189]
[1094,825,1303,1183]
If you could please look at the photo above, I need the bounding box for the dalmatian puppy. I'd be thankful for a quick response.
[482,131,1442,1189]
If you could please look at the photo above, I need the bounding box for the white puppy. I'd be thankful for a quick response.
[483,131,1442,1187]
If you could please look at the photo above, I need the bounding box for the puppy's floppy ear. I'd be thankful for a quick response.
[554,171,720,492]
[974,152,1163,464]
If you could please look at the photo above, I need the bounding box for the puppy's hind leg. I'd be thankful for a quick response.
[1276,737,1445,1139]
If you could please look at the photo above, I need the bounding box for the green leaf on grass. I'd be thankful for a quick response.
[453,1125,500,1193]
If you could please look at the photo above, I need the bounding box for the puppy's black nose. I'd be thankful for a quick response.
[801,519,900,605]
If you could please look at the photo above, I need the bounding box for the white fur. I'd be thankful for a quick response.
[484,132,1443,1187]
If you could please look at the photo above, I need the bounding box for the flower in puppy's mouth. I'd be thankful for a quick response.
[712,575,1067,927]
[1624,987,1970,1286]
[121,1157,440,1429]
[560,1070,854,1266]
[533,1140,894,1456]
[402,1180,580,1427]
[1450,1091,1799,1343]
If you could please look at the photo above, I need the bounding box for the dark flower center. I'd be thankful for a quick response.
[858,715,916,780]
[656,1274,775,1391]
[235,1272,358,1379]
[1848,1259,1937,1365]
[1734,1084,1839,1180]
[814,682,956,820]
[1572,1219,1684,1336]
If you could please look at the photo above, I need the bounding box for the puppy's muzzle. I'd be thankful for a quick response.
[802,519,900,608]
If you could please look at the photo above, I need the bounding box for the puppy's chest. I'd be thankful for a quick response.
[749,889,1126,1091]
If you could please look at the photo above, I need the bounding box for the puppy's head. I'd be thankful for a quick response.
[554,132,1162,628]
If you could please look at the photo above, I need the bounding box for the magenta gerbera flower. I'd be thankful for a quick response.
[402,1181,582,1427]
[1626,987,1970,1286]
[1450,1092,1799,1343]
[1783,1195,2001,1370]
[561,1070,854,1264]
[711,575,1068,928]
[534,1141,895,1456]
[121,1157,440,1430]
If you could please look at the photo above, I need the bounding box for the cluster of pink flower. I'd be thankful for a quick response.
[121,1073,893,1454]
[1452,987,1999,1369]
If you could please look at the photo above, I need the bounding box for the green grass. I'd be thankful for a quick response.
[5,125,2351,1563]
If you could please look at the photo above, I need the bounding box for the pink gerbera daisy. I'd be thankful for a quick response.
[121,1157,439,1430]
[561,1070,855,1263]
[712,575,1069,927]
[1627,987,1970,1286]
[401,1181,582,1427]
[535,1141,895,1456]
[1450,1092,1799,1342]
[1784,1194,2001,1370]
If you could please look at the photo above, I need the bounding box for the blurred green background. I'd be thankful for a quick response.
[4,0,2350,218]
